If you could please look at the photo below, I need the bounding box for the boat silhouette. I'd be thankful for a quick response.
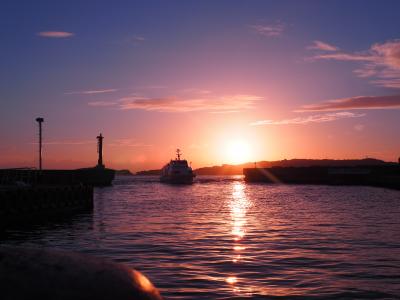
[160,149,195,184]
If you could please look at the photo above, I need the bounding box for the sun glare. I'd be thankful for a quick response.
[226,140,251,164]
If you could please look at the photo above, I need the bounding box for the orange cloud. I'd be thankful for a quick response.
[298,95,400,112]
[250,112,365,126]
[119,94,261,112]
[89,94,262,112]
[312,52,374,62]
[310,39,400,88]
[308,40,338,51]
[37,31,74,38]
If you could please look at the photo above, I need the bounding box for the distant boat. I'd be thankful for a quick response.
[160,149,195,184]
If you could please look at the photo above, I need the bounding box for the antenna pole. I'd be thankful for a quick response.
[35,117,44,170]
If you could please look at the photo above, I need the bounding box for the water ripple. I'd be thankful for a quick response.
[2,175,400,299]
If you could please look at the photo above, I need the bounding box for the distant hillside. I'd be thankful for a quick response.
[136,169,161,175]
[195,158,392,175]
[194,163,252,175]
[116,169,134,176]
[135,158,394,176]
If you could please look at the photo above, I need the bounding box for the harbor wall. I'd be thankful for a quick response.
[0,185,93,223]
[243,165,400,190]
[0,168,115,186]
[0,168,112,224]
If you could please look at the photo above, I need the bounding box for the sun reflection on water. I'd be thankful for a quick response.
[225,276,238,284]
[230,182,249,243]
[225,181,252,293]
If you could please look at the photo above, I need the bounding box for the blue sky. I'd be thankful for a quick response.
[1,0,400,169]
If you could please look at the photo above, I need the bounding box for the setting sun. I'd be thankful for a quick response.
[226,140,251,164]
[1,2,400,300]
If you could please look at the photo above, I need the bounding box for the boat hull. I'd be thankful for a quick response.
[160,174,194,184]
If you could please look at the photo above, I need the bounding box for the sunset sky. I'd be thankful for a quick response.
[1,0,400,171]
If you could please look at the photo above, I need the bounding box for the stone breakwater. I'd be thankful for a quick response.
[243,165,400,190]
[0,185,93,223]
[0,168,115,187]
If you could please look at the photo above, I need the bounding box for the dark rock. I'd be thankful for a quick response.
[0,246,162,300]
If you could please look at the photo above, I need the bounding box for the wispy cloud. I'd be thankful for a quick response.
[309,39,400,88]
[136,85,167,90]
[65,89,118,95]
[32,138,151,148]
[181,88,212,95]
[297,95,400,112]
[68,86,166,97]
[307,40,338,51]
[37,31,74,38]
[108,139,152,147]
[122,35,146,45]
[249,22,285,37]
[88,101,117,107]
[133,35,145,42]
[119,94,261,112]
[89,94,262,113]
[354,124,365,131]
[32,140,94,145]
[250,112,365,126]
[312,52,374,62]
[209,110,240,114]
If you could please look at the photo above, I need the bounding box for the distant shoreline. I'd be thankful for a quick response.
[135,158,397,176]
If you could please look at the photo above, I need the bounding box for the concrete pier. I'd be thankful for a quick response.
[243,165,400,190]
[0,167,111,225]
[0,185,93,224]
[0,168,115,186]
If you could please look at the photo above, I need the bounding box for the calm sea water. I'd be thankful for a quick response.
[2,175,400,299]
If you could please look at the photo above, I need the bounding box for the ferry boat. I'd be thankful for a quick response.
[160,149,195,184]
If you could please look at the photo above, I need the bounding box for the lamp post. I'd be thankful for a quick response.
[35,117,44,170]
